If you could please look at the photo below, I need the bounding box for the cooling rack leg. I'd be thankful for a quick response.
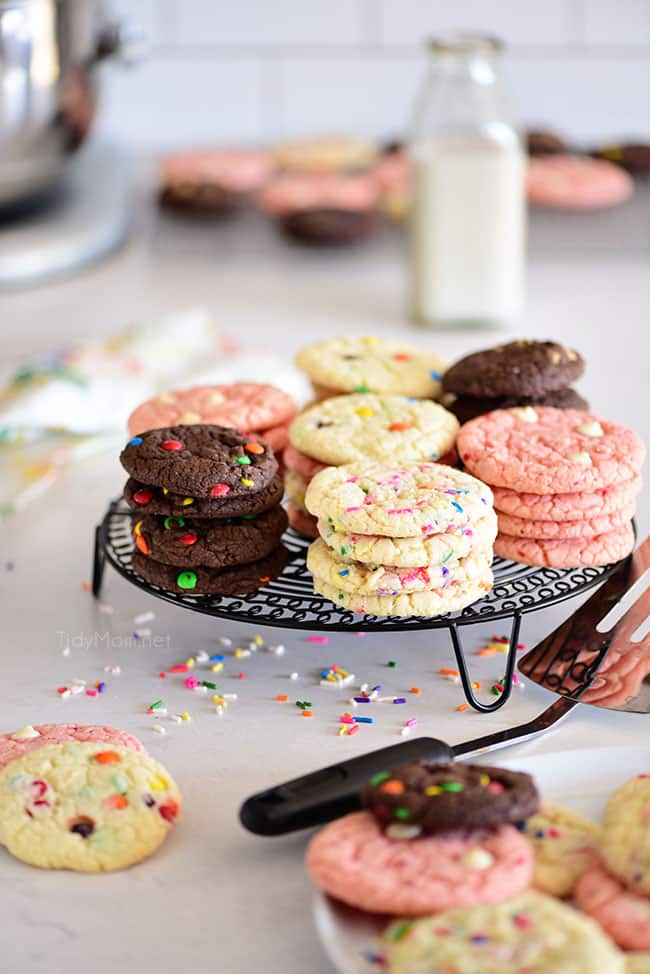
[448,613,522,713]
[92,525,105,598]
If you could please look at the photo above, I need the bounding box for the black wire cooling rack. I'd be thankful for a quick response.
[93,499,624,714]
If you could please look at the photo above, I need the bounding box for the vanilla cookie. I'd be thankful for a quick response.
[383,890,625,974]
[289,393,458,465]
[312,570,493,617]
[305,461,493,538]
[307,537,491,594]
[317,510,497,567]
[0,742,181,872]
[601,774,650,896]
[295,336,446,398]
[521,800,602,898]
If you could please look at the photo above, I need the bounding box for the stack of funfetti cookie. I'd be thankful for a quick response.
[0,722,180,872]
[287,335,450,537]
[120,424,288,595]
[304,460,497,617]
[442,338,588,424]
[285,393,460,538]
[458,406,644,568]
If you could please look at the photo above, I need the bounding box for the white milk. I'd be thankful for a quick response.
[409,135,526,327]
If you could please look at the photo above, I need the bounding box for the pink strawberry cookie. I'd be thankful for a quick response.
[458,408,645,494]
[497,504,635,540]
[283,444,327,480]
[495,522,635,568]
[492,475,642,522]
[287,501,319,539]
[127,383,296,438]
[257,173,380,216]
[575,863,650,950]
[0,723,144,770]
[527,155,634,209]
[306,811,533,916]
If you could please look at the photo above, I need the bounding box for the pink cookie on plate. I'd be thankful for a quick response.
[306,810,533,916]
[527,155,634,209]
[495,522,635,568]
[161,148,273,195]
[287,500,319,539]
[492,475,643,522]
[127,383,297,438]
[497,504,635,540]
[575,862,650,950]
[458,407,645,494]
[0,723,144,770]
[257,173,380,215]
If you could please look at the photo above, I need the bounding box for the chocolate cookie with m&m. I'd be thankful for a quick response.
[123,474,284,519]
[361,762,539,835]
[132,506,288,568]
[120,425,278,499]
[131,546,288,595]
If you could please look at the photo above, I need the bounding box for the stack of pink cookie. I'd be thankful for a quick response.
[574,775,650,952]
[457,407,644,568]
[127,382,297,466]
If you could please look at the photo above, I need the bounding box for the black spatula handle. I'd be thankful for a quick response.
[239,736,453,835]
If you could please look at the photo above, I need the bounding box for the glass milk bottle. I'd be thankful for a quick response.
[409,33,526,328]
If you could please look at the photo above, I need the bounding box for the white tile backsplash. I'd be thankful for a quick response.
[377,0,573,48]
[175,0,365,47]
[101,0,650,149]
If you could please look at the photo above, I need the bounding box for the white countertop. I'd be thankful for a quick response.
[1,187,649,974]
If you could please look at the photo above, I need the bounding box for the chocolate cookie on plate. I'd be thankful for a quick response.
[449,386,589,425]
[123,474,285,519]
[131,545,288,596]
[442,340,584,400]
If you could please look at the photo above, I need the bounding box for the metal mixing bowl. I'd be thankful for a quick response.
[0,0,130,206]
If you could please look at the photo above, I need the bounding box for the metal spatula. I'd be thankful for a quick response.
[518,535,650,712]
[240,537,648,836]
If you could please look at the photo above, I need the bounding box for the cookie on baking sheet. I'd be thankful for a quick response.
[160,148,273,214]
[127,383,296,438]
[520,800,602,898]
[497,504,635,540]
[305,461,493,538]
[295,336,446,399]
[601,774,650,896]
[306,811,532,916]
[442,340,584,400]
[307,537,491,595]
[131,546,287,595]
[457,408,645,493]
[287,501,319,539]
[271,136,378,174]
[0,724,144,771]
[383,890,625,974]
[317,510,497,568]
[361,763,538,835]
[312,570,493,618]
[449,386,589,425]
[495,523,635,568]
[289,394,458,466]
[124,473,284,519]
[120,426,278,499]
[527,154,634,209]
[132,506,287,568]
[575,863,650,951]
[492,475,643,522]
[0,742,180,872]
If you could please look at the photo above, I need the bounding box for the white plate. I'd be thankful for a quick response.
[312,746,650,974]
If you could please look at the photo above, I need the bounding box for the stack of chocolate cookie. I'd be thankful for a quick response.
[443,339,588,425]
[458,406,644,568]
[120,425,288,595]
[284,393,459,538]
[304,460,497,618]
